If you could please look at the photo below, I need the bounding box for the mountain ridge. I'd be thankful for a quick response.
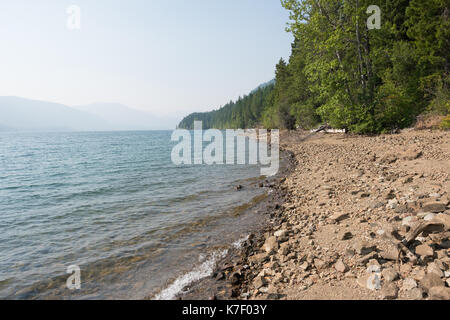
[0,96,177,131]
[177,80,275,130]
[72,102,177,131]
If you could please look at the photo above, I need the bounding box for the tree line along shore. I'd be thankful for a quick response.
[178,0,449,134]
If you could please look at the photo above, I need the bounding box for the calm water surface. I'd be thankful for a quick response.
[0,131,266,299]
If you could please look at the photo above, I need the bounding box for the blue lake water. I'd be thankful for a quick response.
[0,131,266,299]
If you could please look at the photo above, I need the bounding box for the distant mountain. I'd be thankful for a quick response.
[0,123,15,132]
[73,103,177,130]
[250,79,275,94]
[0,97,112,132]
[0,97,177,132]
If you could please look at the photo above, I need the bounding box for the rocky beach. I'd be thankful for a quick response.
[180,129,450,300]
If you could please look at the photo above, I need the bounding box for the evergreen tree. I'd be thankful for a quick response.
[178,0,449,133]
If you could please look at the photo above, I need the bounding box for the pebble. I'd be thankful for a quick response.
[402,278,417,291]
[428,287,450,300]
[387,199,398,210]
[381,283,399,300]
[382,268,399,283]
[274,229,287,238]
[329,212,350,223]
[427,262,444,278]
[367,265,381,274]
[407,288,424,300]
[423,213,436,221]
[415,244,434,257]
[402,216,417,227]
[420,273,444,293]
[422,201,446,213]
[334,259,348,273]
[366,273,382,291]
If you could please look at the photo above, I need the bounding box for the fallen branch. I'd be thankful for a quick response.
[403,221,445,244]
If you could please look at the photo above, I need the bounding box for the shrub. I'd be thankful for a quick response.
[441,115,450,130]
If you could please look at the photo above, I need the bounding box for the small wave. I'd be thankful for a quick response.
[153,249,228,300]
[153,236,249,300]
[232,235,249,249]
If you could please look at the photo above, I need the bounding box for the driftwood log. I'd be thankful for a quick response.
[403,221,446,244]
[313,124,331,133]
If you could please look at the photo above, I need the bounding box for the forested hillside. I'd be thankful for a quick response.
[179,0,449,133]
[177,83,274,129]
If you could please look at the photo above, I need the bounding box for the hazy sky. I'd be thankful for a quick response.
[0,0,293,117]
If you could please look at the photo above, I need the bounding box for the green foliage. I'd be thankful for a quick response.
[178,83,274,129]
[290,101,321,130]
[272,0,449,133]
[405,0,449,78]
[441,115,450,130]
[424,76,450,115]
[374,41,423,131]
[178,0,449,134]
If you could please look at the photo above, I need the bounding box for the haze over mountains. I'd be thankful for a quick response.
[0,97,179,132]
[250,79,275,94]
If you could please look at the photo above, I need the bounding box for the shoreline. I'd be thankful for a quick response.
[177,129,449,300]
[163,141,298,300]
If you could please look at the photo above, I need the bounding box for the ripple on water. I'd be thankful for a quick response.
[0,131,265,299]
